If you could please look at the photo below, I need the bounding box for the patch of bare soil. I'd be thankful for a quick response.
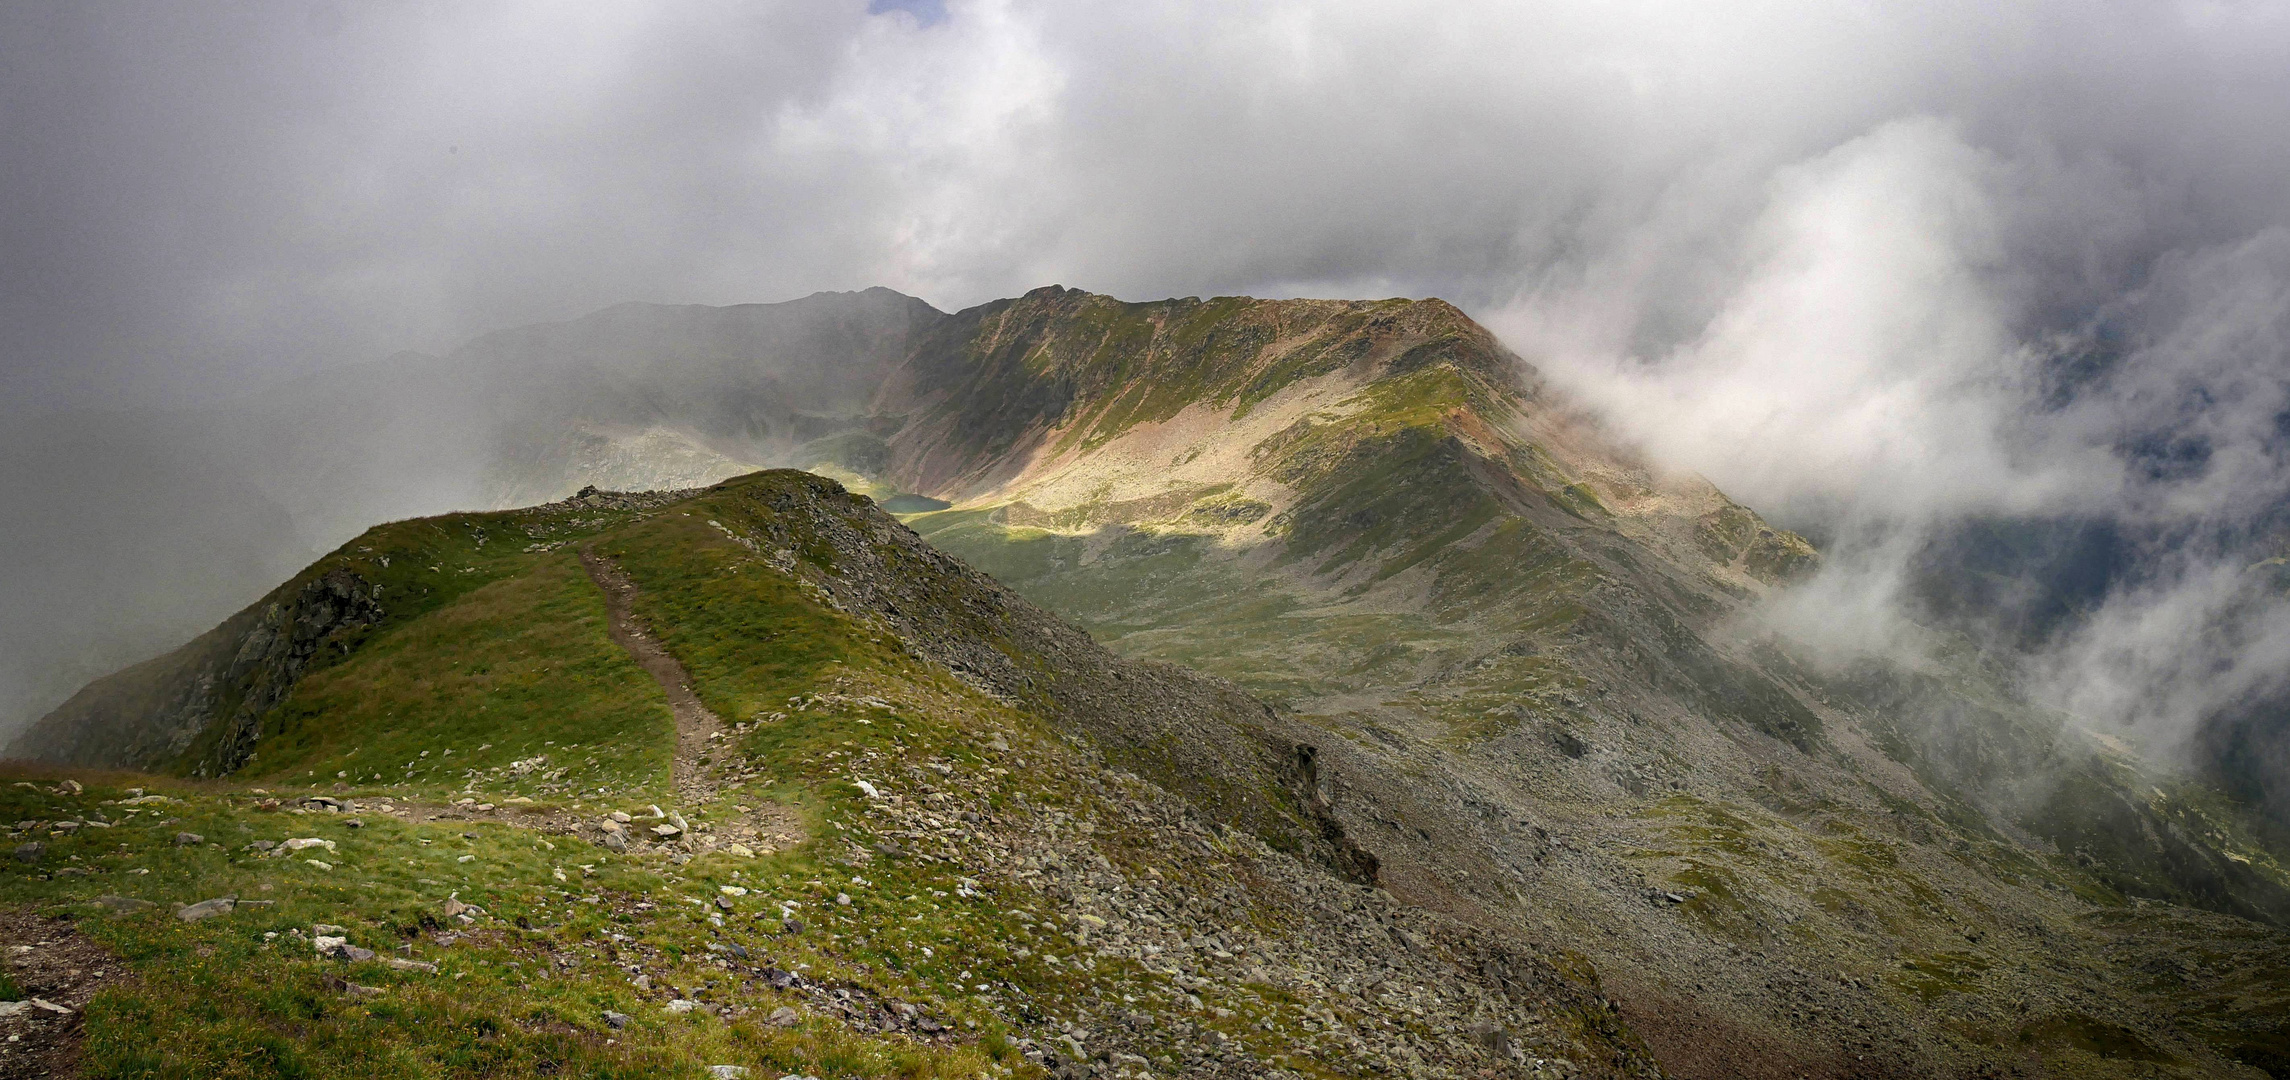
[0,908,128,1079]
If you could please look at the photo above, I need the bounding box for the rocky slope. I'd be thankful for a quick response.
[24,285,2290,1077]
[844,288,2290,1078]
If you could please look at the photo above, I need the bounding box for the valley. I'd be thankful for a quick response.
[11,287,2290,1078]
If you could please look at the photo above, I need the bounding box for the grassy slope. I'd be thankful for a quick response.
[0,473,1655,1079]
[245,556,673,797]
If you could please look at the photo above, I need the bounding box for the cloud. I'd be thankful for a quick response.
[3,0,2290,763]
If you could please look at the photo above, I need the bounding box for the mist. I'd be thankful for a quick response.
[5,0,2290,783]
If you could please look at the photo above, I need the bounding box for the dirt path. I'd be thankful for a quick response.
[0,908,127,1079]
[250,551,804,857]
[579,549,725,806]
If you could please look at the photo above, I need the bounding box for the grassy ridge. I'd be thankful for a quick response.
[0,473,1659,1078]
[242,555,675,799]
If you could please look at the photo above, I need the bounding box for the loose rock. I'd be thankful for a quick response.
[175,897,235,922]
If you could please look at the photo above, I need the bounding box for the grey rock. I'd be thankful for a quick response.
[175,897,235,921]
[602,1010,632,1030]
[174,832,203,846]
[766,1005,801,1027]
[95,895,153,914]
[12,842,43,864]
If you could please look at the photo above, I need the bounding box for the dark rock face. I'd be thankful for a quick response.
[15,566,382,773]
[196,567,385,775]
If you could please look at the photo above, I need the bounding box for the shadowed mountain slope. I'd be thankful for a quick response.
[26,286,2290,1078]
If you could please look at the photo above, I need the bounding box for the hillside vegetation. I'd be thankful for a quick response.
[1,472,1658,1079]
[22,286,2290,1078]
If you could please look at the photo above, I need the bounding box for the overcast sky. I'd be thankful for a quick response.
[5,1,2275,413]
[6,0,2290,753]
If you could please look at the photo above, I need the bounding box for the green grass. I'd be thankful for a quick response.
[1,471,1481,1078]
[0,775,1019,1080]
[244,555,675,800]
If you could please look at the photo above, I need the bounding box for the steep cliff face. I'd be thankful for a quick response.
[16,567,383,771]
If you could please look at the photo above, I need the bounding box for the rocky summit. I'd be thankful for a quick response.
[9,287,2290,1079]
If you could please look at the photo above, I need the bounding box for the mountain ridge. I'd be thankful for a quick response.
[19,285,2290,1077]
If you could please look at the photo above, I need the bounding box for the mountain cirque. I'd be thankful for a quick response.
[14,286,2290,1078]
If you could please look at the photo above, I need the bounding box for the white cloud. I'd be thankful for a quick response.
[5,0,2290,757]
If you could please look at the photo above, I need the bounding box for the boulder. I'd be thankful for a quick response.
[175,897,235,921]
